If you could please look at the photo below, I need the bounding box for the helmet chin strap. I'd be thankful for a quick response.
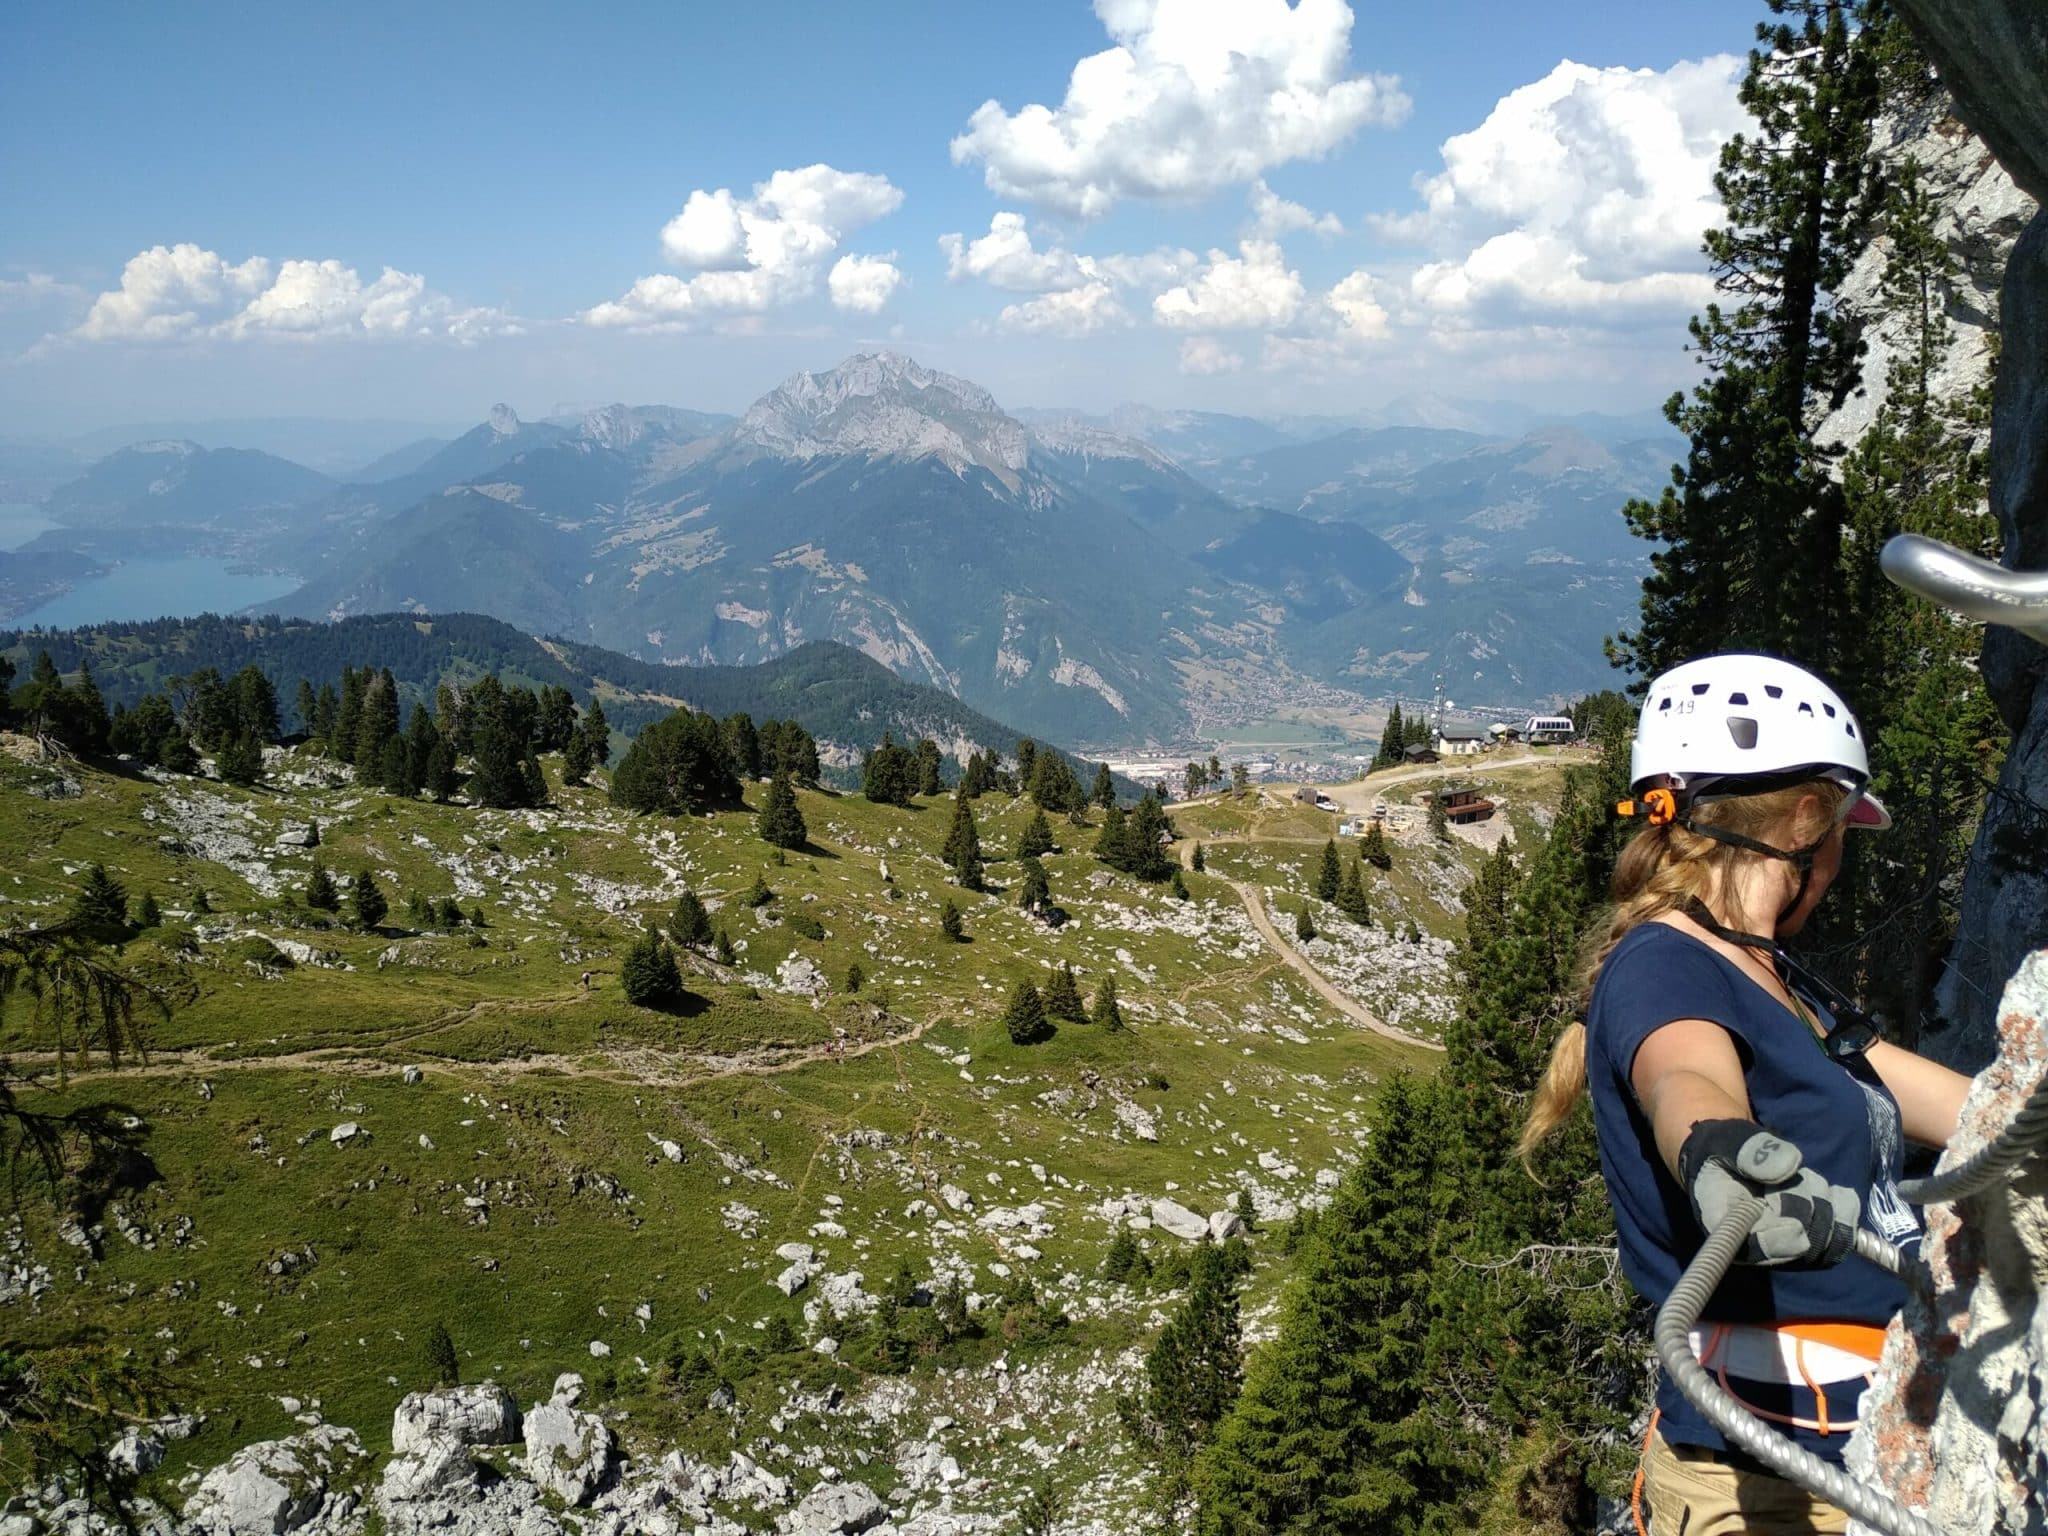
[1675,816,1831,930]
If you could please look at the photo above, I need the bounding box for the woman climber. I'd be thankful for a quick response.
[1520,653,1971,1535]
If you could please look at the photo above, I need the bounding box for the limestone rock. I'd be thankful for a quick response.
[1849,950,2048,1534]
[522,1384,616,1507]
[1207,1208,1246,1242]
[390,1382,520,1453]
[780,1478,887,1535]
[1149,1198,1210,1242]
[182,1424,366,1535]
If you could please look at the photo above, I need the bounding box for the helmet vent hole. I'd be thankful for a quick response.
[1727,717,1759,750]
[1765,685,1784,699]
[1691,682,1711,696]
[1847,721,1857,738]
[1822,702,1837,718]
[1797,702,1815,716]
[1727,691,1748,706]
[1658,697,1673,711]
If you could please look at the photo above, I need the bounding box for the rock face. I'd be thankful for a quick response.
[390,1382,520,1454]
[182,1424,366,1535]
[779,1478,888,1535]
[1894,2,2048,202]
[521,1374,617,1506]
[1849,951,2048,1531]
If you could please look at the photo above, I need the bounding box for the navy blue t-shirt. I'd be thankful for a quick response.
[1586,922,1920,1462]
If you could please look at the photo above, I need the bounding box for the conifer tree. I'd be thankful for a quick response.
[69,864,130,940]
[1091,974,1124,1031]
[1428,791,1450,842]
[1314,839,1341,901]
[562,722,595,785]
[938,899,965,944]
[354,668,401,775]
[536,686,577,753]
[1376,704,1406,771]
[670,889,714,949]
[1294,904,1315,943]
[348,868,388,932]
[1044,962,1085,1022]
[1191,842,1205,873]
[1170,868,1190,901]
[1094,804,1129,868]
[422,1321,460,1388]
[862,733,916,806]
[1001,978,1051,1045]
[402,704,439,795]
[1613,0,1888,678]
[1014,737,1037,790]
[844,961,864,995]
[294,679,318,738]
[133,891,161,930]
[745,872,774,907]
[1337,861,1370,925]
[1230,762,1249,797]
[1144,1240,1247,1471]
[217,729,263,786]
[577,695,611,774]
[943,793,984,890]
[757,774,808,850]
[1016,855,1051,913]
[1361,820,1392,871]
[1029,751,1083,812]
[1018,808,1054,859]
[304,861,340,913]
[1123,794,1173,880]
[1091,763,1116,810]
[913,737,944,797]
[437,897,465,930]
[313,681,338,744]
[425,737,459,802]
[714,926,736,965]
[622,928,684,1008]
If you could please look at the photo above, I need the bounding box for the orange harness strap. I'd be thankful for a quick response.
[1633,1407,1660,1536]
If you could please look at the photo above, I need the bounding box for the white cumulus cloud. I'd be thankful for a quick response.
[997,280,1129,336]
[1152,240,1304,330]
[951,0,1408,217]
[1178,336,1244,374]
[828,253,904,313]
[939,213,1098,293]
[588,163,904,328]
[1248,178,1342,238]
[1325,268,1387,341]
[1385,55,1744,319]
[71,243,515,342]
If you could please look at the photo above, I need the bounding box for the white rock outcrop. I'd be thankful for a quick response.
[182,1424,366,1536]
[1149,1198,1210,1242]
[390,1382,520,1454]
[522,1376,617,1507]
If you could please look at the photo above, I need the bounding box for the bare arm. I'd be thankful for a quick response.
[1863,1040,1970,1149]
[1631,1017,1753,1179]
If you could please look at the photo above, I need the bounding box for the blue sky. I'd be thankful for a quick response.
[3,1,1764,433]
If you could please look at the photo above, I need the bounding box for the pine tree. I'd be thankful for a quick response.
[1091,763,1116,810]
[670,889,714,949]
[437,897,464,930]
[1361,821,1392,871]
[745,872,774,907]
[577,695,611,774]
[1103,1228,1141,1284]
[714,926,736,965]
[562,724,595,785]
[1191,842,1206,873]
[133,891,161,930]
[1337,861,1370,925]
[1315,839,1341,902]
[378,735,411,796]
[537,686,577,753]
[1144,1241,1247,1469]
[1094,804,1129,869]
[1294,903,1315,943]
[68,864,130,939]
[294,678,318,738]
[1001,978,1051,1045]
[1044,962,1085,1021]
[1231,762,1250,797]
[1016,855,1051,913]
[1018,808,1054,859]
[1377,704,1406,770]
[943,793,984,890]
[862,733,916,806]
[1613,0,1888,678]
[403,704,439,795]
[348,868,388,932]
[216,729,263,786]
[1428,791,1450,842]
[354,668,401,775]
[426,738,459,802]
[1121,794,1174,880]
[1091,974,1124,1031]
[70,658,110,753]
[1170,868,1190,901]
[422,1321,460,1388]
[913,737,944,797]
[939,899,965,944]
[1015,737,1038,790]
[304,861,340,913]
[844,961,864,995]
[757,774,809,850]
[622,929,683,1008]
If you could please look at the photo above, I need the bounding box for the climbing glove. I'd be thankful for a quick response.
[1677,1119,1860,1268]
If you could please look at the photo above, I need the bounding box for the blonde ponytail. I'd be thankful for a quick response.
[1515,778,1843,1165]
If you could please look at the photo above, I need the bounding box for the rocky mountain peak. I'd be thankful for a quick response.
[487,403,522,438]
[577,404,641,450]
[731,351,1029,474]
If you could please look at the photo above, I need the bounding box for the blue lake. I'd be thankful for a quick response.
[11,555,300,630]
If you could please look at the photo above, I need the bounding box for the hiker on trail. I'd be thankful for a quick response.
[1520,654,1970,1535]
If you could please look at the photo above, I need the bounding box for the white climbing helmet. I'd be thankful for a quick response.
[1630,654,1890,829]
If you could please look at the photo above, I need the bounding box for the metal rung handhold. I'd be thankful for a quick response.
[1880,533,2048,642]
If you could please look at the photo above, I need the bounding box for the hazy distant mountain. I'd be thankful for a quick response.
[1195,513,1409,623]
[43,441,337,530]
[345,436,452,484]
[56,417,469,476]
[273,354,1277,743]
[1194,425,1497,505]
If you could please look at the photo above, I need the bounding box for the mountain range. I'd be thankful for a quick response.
[11,353,1684,740]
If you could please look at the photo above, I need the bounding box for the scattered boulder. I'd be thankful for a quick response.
[1150,1198,1210,1242]
[522,1380,615,1507]
[390,1383,520,1454]
[780,1479,887,1535]
[182,1424,366,1536]
[401,1065,423,1085]
[938,1183,975,1212]
[1208,1209,1246,1243]
[328,1123,360,1146]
